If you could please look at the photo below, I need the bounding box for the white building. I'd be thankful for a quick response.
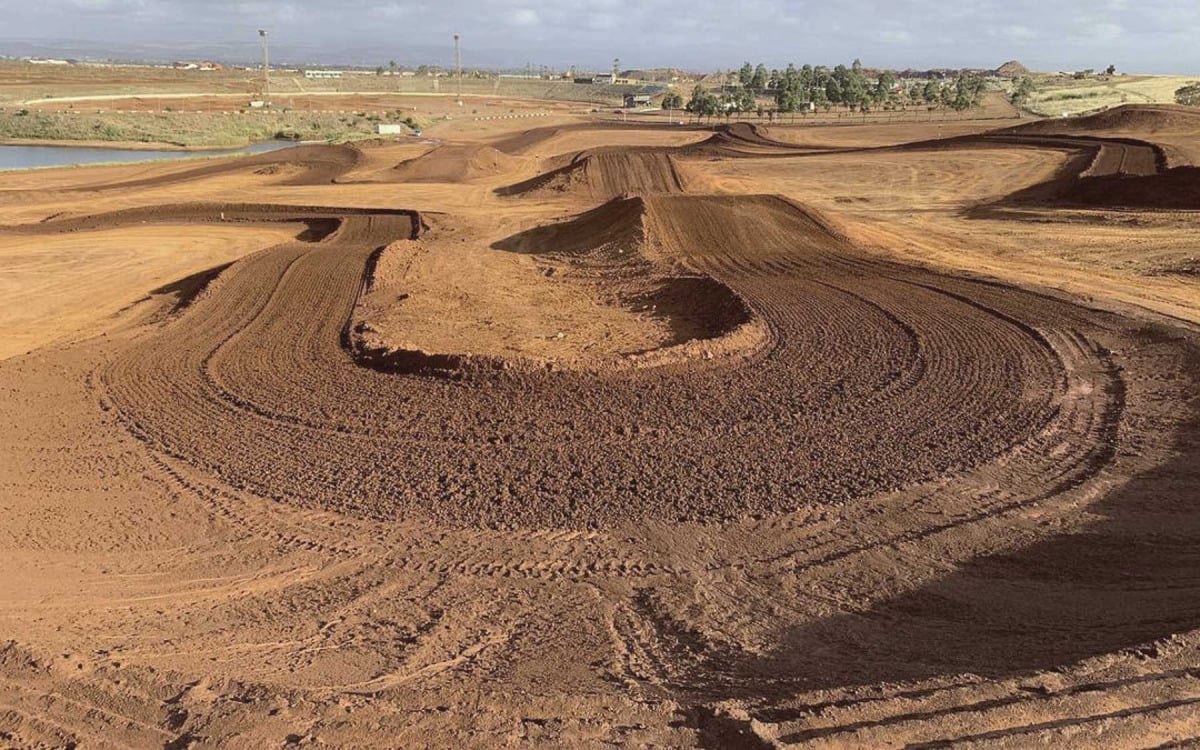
[304,70,343,79]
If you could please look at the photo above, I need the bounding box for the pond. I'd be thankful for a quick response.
[0,140,295,171]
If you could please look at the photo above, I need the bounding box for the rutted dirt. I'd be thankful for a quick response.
[3,105,1200,748]
[498,148,689,199]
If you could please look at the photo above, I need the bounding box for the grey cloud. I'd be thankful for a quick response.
[2,0,1196,73]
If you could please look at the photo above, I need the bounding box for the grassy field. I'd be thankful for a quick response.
[0,107,421,147]
[1027,73,1197,116]
[0,61,651,107]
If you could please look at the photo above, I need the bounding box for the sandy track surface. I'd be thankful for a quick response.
[2,108,1200,747]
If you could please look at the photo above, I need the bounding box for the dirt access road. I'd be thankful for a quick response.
[1,106,1199,747]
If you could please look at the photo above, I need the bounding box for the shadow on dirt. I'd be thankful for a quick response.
[646,326,1200,740]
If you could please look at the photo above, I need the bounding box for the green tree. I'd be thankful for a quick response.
[922,80,940,105]
[686,85,720,118]
[661,91,684,110]
[734,87,755,112]
[1010,76,1035,107]
[738,62,754,87]
[875,70,897,104]
[751,63,769,92]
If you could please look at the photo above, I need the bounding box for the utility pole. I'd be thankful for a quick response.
[453,33,462,107]
[258,29,270,106]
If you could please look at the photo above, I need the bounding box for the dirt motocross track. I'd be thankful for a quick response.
[2,106,1200,748]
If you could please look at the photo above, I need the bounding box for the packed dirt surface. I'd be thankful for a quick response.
[389,144,520,183]
[2,104,1200,748]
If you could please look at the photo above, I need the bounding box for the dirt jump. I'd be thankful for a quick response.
[2,105,1200,747]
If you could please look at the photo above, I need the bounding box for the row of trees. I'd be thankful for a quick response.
[684,59,988,117]
[682,86,755,117]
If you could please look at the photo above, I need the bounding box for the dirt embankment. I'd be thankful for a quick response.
[977,134,1198,211]
[1004,104,1200,136]
[973,105,1200,210]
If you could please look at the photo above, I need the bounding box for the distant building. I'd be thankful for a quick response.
[304,70,343,79]
[173,61,222,71]
[623,93,654,108]
[377,123,405,135]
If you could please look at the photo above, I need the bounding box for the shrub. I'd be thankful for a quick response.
[1176,83,1200,107]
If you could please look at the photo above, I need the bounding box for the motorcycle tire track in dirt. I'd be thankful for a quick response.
[3,105,1200,747]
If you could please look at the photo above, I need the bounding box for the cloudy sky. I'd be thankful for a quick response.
[3,0,1198,73]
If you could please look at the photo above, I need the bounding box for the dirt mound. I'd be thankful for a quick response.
[493,195,646,258]
[685,122,818,156]
[491,125,565,155]
[356,197,765,376]
[390,144,518,183]
[1007,104,1200,135]
[994,60,1029,78]
[497,148,687,199]
[496,196,763,357]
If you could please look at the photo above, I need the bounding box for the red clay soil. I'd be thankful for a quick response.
[490,196,760,353]
[498,148,688,199]
[390,144,519,183]
[5,115,1200,747]
[36,190,1145,530]
[967,134,1199,210]
[1005,103,1200,135]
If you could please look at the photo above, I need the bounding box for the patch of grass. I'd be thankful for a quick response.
[1042,90,1103,102]
[1026,74,1198,116]
[0,108,418,146]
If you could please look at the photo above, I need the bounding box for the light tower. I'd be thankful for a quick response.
[258,29,270,106]
[612,57,620,79]
[453,33,463,106]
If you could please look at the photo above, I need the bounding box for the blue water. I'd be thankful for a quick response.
[0,140,294,171]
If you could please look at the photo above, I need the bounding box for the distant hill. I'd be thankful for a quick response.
[995,60,1029,78]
